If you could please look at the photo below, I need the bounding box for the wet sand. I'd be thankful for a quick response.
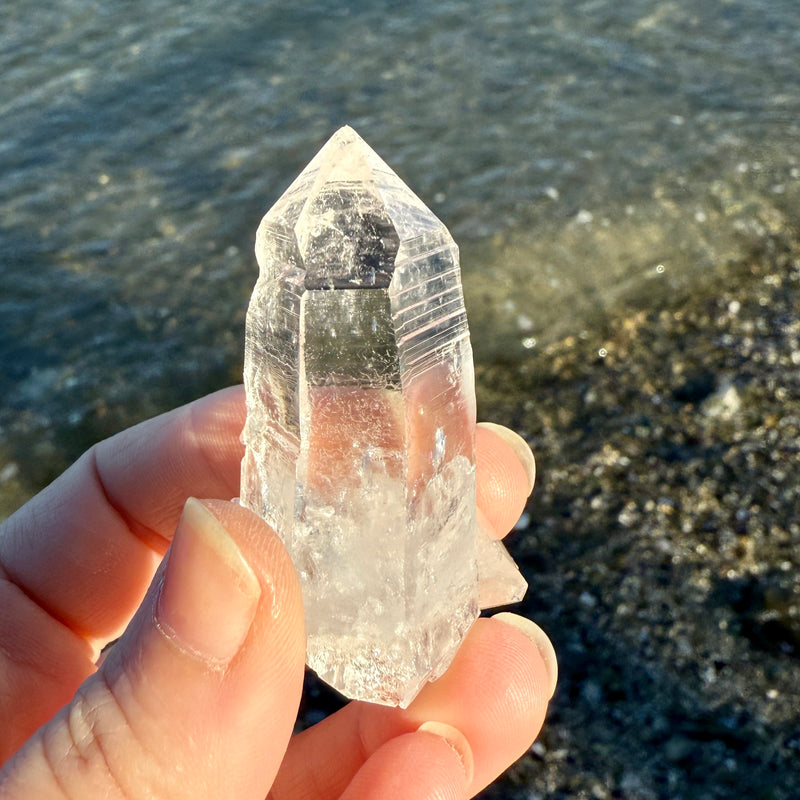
[476,229,800,798]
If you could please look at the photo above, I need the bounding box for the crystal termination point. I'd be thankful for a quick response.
[241,126,527,707]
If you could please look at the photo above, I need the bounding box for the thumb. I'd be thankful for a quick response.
[0,499,306,799]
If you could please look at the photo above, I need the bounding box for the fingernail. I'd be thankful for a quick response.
[493,612,558,699]
[156,497,261,666]
[477,422,536,494]
[417,721,474,784]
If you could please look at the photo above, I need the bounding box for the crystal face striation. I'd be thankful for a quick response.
[241,126,526,707]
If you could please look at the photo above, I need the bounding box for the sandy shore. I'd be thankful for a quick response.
[476,231,799,799]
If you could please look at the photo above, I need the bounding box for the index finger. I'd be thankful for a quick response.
[0,386,246,646]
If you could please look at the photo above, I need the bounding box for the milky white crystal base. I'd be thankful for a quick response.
[241,126,526,707]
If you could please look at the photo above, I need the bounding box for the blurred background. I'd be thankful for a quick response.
[1,1,798,798]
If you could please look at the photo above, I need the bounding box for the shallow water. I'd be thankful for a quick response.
[1,0,800,507]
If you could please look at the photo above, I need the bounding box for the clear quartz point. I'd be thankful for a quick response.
[240,126,527,707]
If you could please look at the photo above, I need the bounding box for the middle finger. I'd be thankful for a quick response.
[268,614,554,799]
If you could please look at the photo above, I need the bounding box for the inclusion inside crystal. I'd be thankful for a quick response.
[241,126,527,707]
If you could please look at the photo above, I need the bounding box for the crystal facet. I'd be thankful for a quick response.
[241,126,527,707]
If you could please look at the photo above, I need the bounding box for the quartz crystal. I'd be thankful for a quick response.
[241,126,527,707]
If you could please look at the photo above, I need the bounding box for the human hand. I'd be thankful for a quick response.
[0,386,556,799]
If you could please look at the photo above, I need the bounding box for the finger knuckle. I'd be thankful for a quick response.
[42,674,141,800]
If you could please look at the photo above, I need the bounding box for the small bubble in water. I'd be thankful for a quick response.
[0,463,19,483]
[598,347,608,358]
[517,313,534,331]
[655,263,665,274]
